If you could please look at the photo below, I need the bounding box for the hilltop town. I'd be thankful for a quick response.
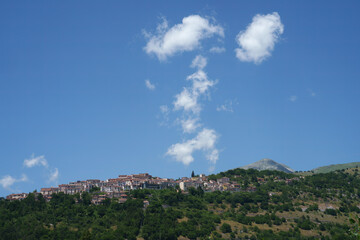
[6,170,302,205]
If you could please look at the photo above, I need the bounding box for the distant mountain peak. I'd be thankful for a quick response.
[241,158,294,173]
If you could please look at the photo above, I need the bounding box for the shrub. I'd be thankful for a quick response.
[324,208,337,216]
[220,223,232,233]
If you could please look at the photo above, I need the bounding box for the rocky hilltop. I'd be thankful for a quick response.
[241,158,295,173]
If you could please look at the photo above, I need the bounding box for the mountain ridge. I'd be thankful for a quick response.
[240,159,360,174]
[311,161,360,174]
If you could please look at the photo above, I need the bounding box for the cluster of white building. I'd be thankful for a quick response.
[7,172,288,203]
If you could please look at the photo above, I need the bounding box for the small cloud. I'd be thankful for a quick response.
[21,174,28,181]
[186,69,217,95]
[308,89,316,97]
[23,154,48,168]
[160,105,169,114]
[289,95,297,102]
[174,88,200,114]
[145,79,155,90]
[48,168,59,184]
[208,165,216,173]
[216,100,237,113]
[191,55,207,70]
[235,12,284,64]
[144,15,224,61]
[181,117,201,133]
[0,174,28,190]
[217,105,233,112]
[174,60,216,115]
[159,105,170,126]
[0,176,16,189]
[210,46,226,53]
[206,149,219,165]
[23,154,59,185]
[166,128,219,166]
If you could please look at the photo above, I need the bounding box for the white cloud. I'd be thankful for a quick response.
[216,100,237,112]
[23,154,59,185]
[0,174,27,190]
[181,117,201,133]
[160,105,169,114]
[289,95,297,102]
[235,12,284,64]
[166,128,219,165]
[145,79,155,90]
[216,104,233,112]
[144,15,224,60]
[165,56,220,167]
[187,69,216,94]
[191,55,207,70]
[210,46,226,53]
[23,155,48,168]
[207,149,219,165]
[0,176,16,189]
[20,174,28,181]
[159,105,170,126]
[174,61,216,115]
[174,88,199,113]
[48,168,59,183]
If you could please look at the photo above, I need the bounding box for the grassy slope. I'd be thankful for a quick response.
[312,162,360,174]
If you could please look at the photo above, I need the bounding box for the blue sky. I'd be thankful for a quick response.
[1,1,360,196]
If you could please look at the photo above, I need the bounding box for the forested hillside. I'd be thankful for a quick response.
[1,168,360,240]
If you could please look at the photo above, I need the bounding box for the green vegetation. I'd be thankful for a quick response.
[312,162,360,174]
[220,223,231,233]
[1,168,360,239]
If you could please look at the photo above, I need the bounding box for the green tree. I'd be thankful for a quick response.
[220,223,232,233]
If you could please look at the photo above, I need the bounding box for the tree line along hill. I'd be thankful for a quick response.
[1,167,360,239]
